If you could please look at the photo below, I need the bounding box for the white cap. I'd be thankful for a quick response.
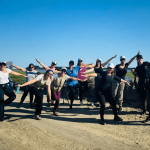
[120,56,126,59]
[61,67,67,71]
[52,61,57,65]
[97,58,102,61]
[107,63,115,69]
[78,58,83,61]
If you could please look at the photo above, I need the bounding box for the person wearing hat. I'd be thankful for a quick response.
[112,51,140,112]
[51,67,81,115]
[77,58,95,105]
[12,63,38,108]
[0,61,27,121]
[35,58,60,73]
[132,54,150,123]
[66,60,81,109]
[84,55,117,106]
[35,58,61,105]
[19,69,54,120]
[81,63,130,125]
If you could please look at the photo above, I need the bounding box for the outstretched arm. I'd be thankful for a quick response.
[19,78,37,87]
[101,54,117,68]
[12,64,26,72]
[10,71,27,78]
[121,79,131,86]
[81,73,98,77]
[69,77,81,81]
[128,51,140,66]
[84,68,94,73]
[35,58,49,70]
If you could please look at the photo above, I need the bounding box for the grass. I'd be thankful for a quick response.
[10,71,134,84]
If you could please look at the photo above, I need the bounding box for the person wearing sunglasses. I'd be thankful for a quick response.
[66,60,81,110]
[51,67,81,115]
[0,61,27,121]
[83,55,117,106]
[132,54,150,123]
[19,69,54,120]
[35,58,60,73]
[81,63,130,125]
[12,63,38,108]
[77,58,95,105]
[112,51,140,112]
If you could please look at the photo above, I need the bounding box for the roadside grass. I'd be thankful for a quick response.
[10,71,134,84]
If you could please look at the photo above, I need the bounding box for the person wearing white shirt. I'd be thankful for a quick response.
[0,61,27,122]
[19,70,54,120]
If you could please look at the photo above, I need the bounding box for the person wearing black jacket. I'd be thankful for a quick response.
[82,63,130,125]
[133,55,150,123]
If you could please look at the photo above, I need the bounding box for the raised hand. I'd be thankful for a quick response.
[137,50,140,56]
[113,54,117,58]
[35,58,39,63]
[126,82,131,86]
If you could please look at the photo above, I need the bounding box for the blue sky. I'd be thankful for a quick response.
[0,0,150,68]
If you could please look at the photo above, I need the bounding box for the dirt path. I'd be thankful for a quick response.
[0,94,150,150]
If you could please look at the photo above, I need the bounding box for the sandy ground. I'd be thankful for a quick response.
[0,93,150,150]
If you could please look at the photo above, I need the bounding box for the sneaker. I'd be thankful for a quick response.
[141,111,146,115]
[17,103,22,108]
[100,119,106,125]
[30,103,34,107]
[91,102,94,106]
[80,102,83,105]
[0,117,4,122]
[144,117,150,123]
[114,116,123,121]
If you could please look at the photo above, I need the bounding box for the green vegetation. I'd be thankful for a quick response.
[9,72,26,84]
[126,72,134,78]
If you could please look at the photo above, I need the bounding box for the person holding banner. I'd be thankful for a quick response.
[112,51,140,112]
[0,61,27,121]
[12,63,38,108]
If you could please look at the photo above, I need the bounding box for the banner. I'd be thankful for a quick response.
[6,61,13,69]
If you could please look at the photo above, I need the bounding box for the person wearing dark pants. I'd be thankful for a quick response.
[19,70,54,120]
[12,63,38,108]
[30,87,43,116]
[82,63,130,125]
[83,55,117,106]
[66,60,80,109]
[0,61,27,121]
[67,85,78,109]
[77,58,95,105]
[78,80,88,103]
[20,86,33,106]
[133,54,150,123]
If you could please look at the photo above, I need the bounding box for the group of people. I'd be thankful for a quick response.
[0,51,150,125]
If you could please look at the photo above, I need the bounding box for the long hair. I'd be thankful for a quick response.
[94,60,101,69]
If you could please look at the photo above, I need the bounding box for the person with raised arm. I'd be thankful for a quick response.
[19,69,54,120]
[81,63,130,125]
[12,63,38,108]
[112,51,140,112]
[35,58,60,73]
[35,58,61,105]
[0,61,27,121]
[83,55,117,106]
[77,58,95,105]
[66,60,81,110]
[51,67,81,115]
